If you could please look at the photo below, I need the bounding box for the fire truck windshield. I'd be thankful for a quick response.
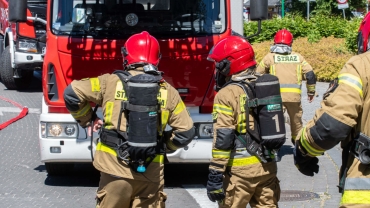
[51,0,226,38]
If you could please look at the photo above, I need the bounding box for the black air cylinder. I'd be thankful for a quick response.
[126,74,159,147]
[255,74,286,149]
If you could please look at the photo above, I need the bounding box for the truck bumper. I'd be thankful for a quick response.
[39,107,213,164]
[39,112,95,163]
[14,51,43,69]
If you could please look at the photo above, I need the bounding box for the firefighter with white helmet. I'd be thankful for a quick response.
[63,31,195,208]
[257,29,317,144]
[293,13,370,207]
[206,35,285,207]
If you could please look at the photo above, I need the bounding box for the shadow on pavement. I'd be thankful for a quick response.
[39,163,210,188]
[1,71,42,92]
[278,144,294,160]
[40,163,100,187]
[164,163,209,187]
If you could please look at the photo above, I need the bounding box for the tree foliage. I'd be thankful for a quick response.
[288,0,366,19]
[244,13,362,53]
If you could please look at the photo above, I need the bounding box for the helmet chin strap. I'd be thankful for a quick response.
[215,59,231,76]
[214,70,228,92]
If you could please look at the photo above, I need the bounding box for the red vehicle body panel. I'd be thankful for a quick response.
[43,1,233,114]
[0,0,38,40]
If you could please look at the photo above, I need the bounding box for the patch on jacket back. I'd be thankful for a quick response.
[274,55,300,63]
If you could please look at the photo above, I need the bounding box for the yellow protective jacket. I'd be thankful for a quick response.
[63,69,194,182]
[297,51,370,206]
[257,52,316,102]
[209,70,277,178]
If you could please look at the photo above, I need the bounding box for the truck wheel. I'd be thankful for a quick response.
[45,163,75,176]
[0,46,33,90]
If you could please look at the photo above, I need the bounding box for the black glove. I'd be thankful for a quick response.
[293,142,319,176]
[206,169,225,203]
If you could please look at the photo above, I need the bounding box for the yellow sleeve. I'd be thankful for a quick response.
[65,74,108,127]
[209,87,237,172]
[256,54,272,74]
[164,84,195,150]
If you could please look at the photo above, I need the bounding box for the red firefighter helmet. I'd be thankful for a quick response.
[207,36,256,76]
[122,31,161,69]
[274,29,293,46]
[357,12,370,54]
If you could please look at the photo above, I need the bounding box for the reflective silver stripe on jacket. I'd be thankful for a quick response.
[344,178,370,190]
[280,84,301,89]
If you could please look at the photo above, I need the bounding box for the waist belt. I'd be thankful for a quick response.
[99,129,165,165]
[99,129,130,162]
[100,129,127,148]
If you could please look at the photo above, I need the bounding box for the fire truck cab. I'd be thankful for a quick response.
[9,0,267,175]
[0,0,47,90]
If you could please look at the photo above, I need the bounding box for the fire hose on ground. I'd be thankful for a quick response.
[0,95,28,130]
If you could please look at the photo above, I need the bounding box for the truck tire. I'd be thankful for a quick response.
[0,46,33,90]
[0,37,3,81]
[0,37,3,57]
[45,163,75,176]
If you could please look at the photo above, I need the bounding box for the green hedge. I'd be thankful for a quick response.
[244,14,362,53]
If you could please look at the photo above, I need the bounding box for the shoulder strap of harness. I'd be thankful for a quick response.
[113,70,132,135]
[224,80,260,142]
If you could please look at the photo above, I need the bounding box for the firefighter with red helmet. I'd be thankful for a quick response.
[63,31,195,208]
[206,36,284,207]
[293,13,370,207]
[257,29,316,144]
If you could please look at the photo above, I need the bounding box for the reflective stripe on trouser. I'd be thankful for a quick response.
[219,166,280,208]
[283,102,303,139]
[96,172,166,208]
[340,159,370,208]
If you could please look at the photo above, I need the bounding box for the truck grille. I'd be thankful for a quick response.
[47,64,59,101]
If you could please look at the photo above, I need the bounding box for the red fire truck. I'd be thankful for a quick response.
[9,0,267,175]
[0,0,46,90]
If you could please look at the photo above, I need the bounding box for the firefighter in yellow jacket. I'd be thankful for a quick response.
[206,36,285,207]
[257,29,316,144]
[63,31,195,208]
[293,14,370,207]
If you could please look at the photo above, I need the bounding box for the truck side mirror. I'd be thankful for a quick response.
[250,0,268,21]
[245,0,268,40]
[9,0,28,23]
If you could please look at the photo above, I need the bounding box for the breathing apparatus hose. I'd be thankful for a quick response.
[90,105,99,162]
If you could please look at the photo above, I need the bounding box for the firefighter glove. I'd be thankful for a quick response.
[293,142,319,176]
[206,169,225,203]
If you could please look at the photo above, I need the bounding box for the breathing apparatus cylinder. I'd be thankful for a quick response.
[127,75,159,148]
[254,74,286,150]
[126,74,161,172]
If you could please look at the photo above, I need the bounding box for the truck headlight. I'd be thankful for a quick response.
[40,122,78,138]
[17,40,38,53]
[198,123,213,138]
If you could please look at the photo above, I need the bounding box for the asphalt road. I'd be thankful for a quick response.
[0,72,343,208]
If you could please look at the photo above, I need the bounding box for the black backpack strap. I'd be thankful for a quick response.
[227,81,260,142]
[113,70,132,132]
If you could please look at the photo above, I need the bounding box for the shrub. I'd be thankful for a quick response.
[244,14,362,53]
[252,37,354,81]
